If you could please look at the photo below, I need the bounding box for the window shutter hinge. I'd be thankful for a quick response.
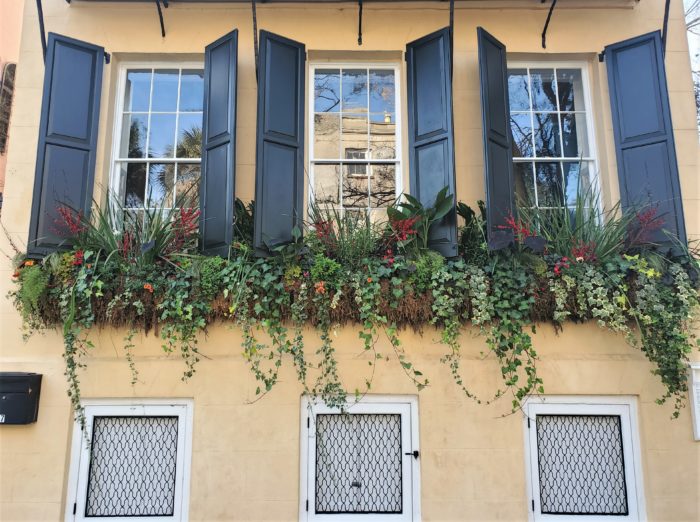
[307,417,310,428]
[527,417,531,428]
[73,503,77,515]
[531,499,535,512]
[306,499,309,511]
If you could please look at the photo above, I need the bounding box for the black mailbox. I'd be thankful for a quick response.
[0,373,42,424]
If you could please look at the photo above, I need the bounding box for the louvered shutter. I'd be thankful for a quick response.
[477,27,515,250]
[200,29,238,257]
[605,31,687,248]
[254,31,305,254]
[405,28,458,257]
[27,33,103,257]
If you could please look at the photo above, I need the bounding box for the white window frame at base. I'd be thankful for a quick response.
[523,396,645,522]
[690,362,700,441]
[300,395,420,521]
[65,399,194,522]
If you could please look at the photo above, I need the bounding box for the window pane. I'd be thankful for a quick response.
[314,164,340,205]
[561,113,589,158]
[343,166,369,208]
[557,69,585,111]
[179,69,204,112]
[514,162,536,207]
[536,415,628,515]
[510,113,533,158]
[85,417,178,517]
[369,70,395,114]
[176,113,202,158]
[314,113,340,159]
[123,163,147,208]
[342,69,368,113]
[533,113,561,157]
[535,162,564,207]
[370,164,396,208]
[314,69,340,113]
[151,70,179,112]
[530,69,557,112]
[176,163,200,205]
[507,69,531,111]
[148,114,177,158]
[148,163,175,208]
[121,114,148,158]
[125,70,151,112]
[370,113,396,160]
[562,161,592,207]
[341,114,368,156]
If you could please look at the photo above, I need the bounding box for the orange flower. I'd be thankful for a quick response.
[143,283,154,293]
[367,277,373,283]
[12,270,20,278]
[86,263,92,269]
[24,260,35,267]
[314,281,326,295]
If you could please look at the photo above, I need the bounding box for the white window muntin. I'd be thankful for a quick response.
[690,362,700,441]
[308,63,403,216]
[523,396,645,522]
[300,396,420,521]
[110,62,204,212]
[507,61,599,211]
[65,400,194,522]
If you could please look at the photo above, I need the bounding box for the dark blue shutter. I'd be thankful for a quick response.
[406,28,458,257]
[477,27,515,250]
[27,33,103,257]
[605,31,687,248]
[200,29,238,257]
[254,31,305,254]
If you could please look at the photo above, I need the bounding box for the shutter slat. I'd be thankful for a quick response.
[200,29,238,257]
[254,31,305,254]
[477,27,515,250]
[27,33,103,257]
[406,28,458,257]
[605,31,687,248]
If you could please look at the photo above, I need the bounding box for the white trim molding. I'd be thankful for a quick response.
[522,396,646,522]
[65,399,194,522]
[300,395,420,521]
[689,362,700,441]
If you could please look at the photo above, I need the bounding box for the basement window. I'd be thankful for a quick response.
[524,397,645,521]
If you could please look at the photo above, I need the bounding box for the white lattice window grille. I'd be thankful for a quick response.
[301,397,420,521]
[506,64,597,212]
[110,64,204,218]
[524,397,645,521]
[66,401,193,521]
[309,64,402,220]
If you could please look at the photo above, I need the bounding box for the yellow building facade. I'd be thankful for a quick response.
[1,1,699,521]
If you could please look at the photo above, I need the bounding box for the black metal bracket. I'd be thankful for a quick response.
[541,0,557,49]
[598,52,605,63]
[357,0,363,46]
[36,0,47,60]
[155,0,168,38]
[404,450,420,459]
[252,0,259,83]
[661,0,670,57]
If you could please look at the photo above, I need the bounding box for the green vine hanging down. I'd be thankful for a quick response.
[8,187,700,428]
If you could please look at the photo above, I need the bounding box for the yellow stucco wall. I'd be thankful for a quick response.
[1,1,699,521]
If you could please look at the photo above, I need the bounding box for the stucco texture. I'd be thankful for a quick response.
[0,1,699,521]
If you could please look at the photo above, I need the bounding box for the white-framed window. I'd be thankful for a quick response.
[300,396,420,521]
[507,63,597,211]
[523,396,645,521]
[690,362,700,441]
[110,64,204,213]
[65,400,194,521]
[309,64,402,219]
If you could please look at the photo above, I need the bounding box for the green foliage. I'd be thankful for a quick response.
[456,200,488,264]
[10,185,700,424]
[308,203,385,269]
[388,187,454,255]
[233,198,255,248]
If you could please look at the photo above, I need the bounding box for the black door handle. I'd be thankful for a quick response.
[404,450,419,459]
